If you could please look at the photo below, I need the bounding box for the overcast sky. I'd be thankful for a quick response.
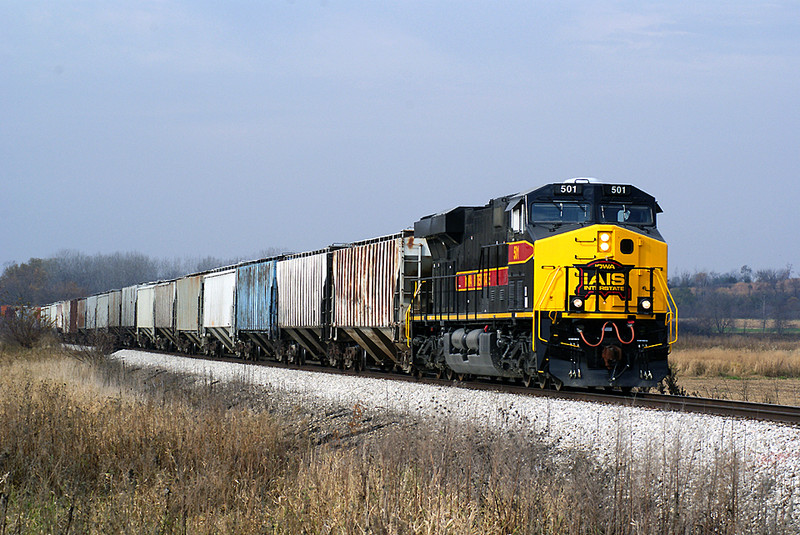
[2,1,798,276]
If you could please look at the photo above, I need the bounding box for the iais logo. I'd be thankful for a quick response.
[574,259,632,300]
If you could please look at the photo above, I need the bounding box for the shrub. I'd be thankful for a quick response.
[0,307,55,349]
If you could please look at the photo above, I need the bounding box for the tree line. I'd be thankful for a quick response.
[669,265,800,335]
[0,249,281,306]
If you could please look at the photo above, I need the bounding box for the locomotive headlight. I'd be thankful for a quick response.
[570,296,584,311]
[638,297,653,315]
[598,232,612,253]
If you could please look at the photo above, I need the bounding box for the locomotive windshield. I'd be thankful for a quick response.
[531,202,590,224]
[599,204,653,225]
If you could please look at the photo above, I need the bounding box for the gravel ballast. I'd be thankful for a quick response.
[114,349,800,523]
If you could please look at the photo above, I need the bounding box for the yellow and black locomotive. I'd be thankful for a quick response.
[410,178,677,389]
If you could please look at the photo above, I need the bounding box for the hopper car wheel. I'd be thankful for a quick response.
[446,368,455,381]
[355,349,366,372]
[553,379,563,391]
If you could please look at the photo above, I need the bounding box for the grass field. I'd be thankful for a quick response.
[669,333,800,403]
[1,344,794,534]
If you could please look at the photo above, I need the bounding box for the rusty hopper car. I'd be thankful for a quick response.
[76,298,87,333]
[329,232,430,371]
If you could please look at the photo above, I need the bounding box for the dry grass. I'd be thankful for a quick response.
[0,348,299,534]
[675,333,800,352]
[670,335,800,405]
[671,347,800,378]
[670,335,800,403]
[671,334,800,381]
[677,377,800,405]
[0,346,796,534]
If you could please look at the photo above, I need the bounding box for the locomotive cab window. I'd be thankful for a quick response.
[531,202,590,224]
[599,204,653,225]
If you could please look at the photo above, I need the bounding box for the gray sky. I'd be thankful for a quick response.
[2,1,798,276]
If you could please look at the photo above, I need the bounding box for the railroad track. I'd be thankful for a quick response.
[392,372,800,425]
[112,348,800,426]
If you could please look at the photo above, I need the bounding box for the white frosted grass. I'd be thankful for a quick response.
[113,349,800,524]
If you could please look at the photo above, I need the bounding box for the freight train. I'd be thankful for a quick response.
[41,178,677,390]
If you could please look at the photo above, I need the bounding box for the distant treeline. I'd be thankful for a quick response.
[0,249,281,306]
[670,265,800,335]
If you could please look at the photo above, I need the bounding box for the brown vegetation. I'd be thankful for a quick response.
[671,346,800,378]
[0,346,795,534]
[677,377,800,405]
[669,333,800,404]
[0,307,58,349]
[671,334,800,378]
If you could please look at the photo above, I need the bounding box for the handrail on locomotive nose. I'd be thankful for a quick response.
[534,266,563,348]
[654,269,679,344]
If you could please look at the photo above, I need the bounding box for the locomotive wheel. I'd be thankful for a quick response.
[538,376,549,389]
[522,373,533,388]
